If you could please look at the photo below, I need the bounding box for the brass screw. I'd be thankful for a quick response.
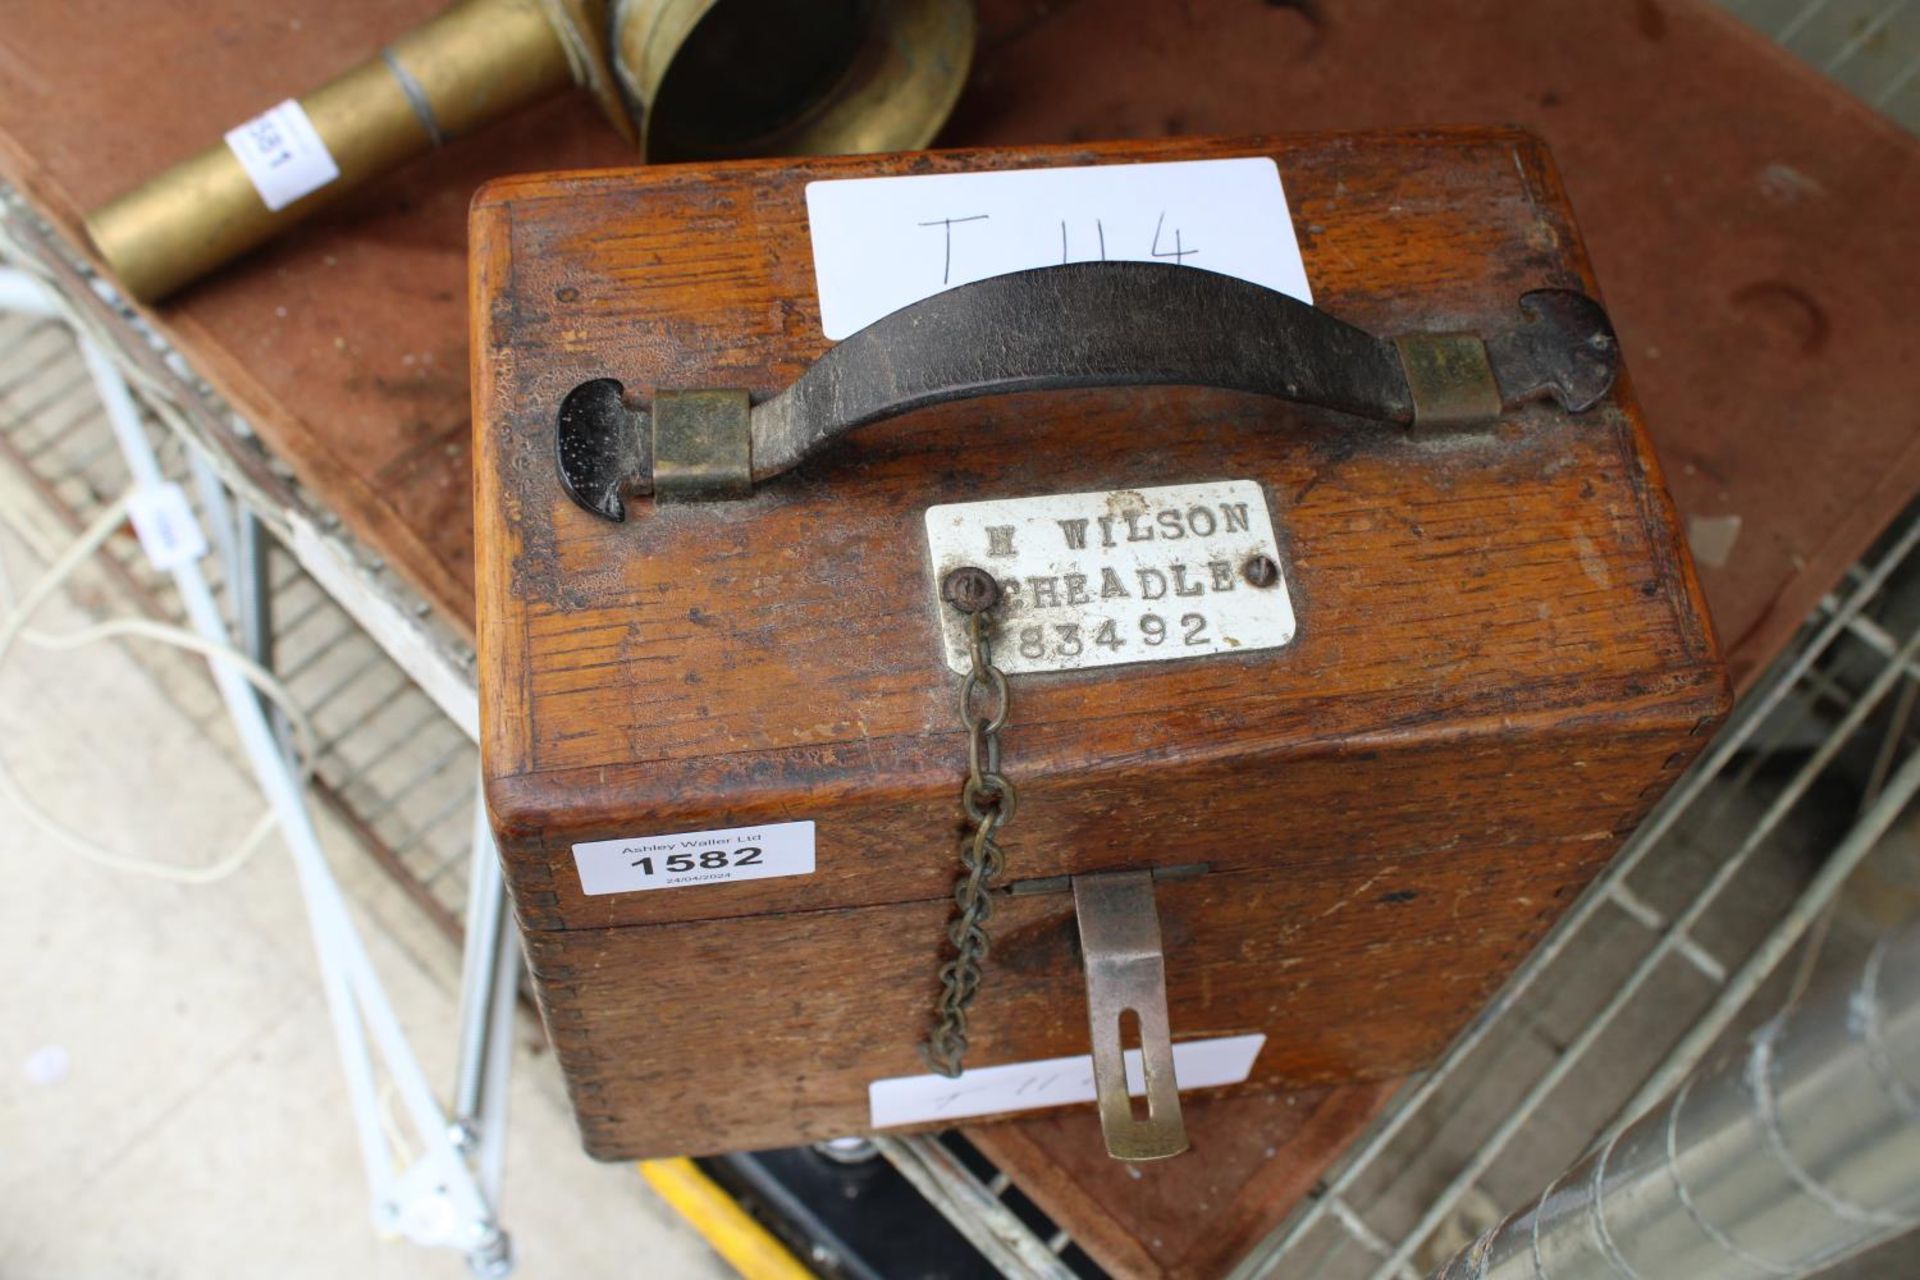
[943,566,1001,614]
[1243,555,1281,588]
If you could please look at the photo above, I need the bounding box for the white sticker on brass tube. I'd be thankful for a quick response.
[225,100,340,212]
[924,480,1295,675]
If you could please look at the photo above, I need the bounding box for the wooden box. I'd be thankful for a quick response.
[472,130,1727,1159]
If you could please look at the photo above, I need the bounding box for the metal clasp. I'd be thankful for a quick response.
[653,388,752,500]
[1071,869,1189,1161]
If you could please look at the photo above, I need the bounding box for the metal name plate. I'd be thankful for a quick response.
[924,480,1295,675]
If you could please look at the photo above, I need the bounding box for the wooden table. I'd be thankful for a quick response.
[4,2,1916,1276]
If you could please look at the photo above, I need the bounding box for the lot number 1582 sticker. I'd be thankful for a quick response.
[572,821,815,896]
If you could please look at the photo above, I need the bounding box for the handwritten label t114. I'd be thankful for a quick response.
[804,157,1311,339]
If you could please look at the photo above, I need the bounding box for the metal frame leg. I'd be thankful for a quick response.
[452,789,519,1277]
[0,269,517,1278]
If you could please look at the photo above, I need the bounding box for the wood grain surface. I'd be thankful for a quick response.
[523,830,1622,1157]
[474,132,1725,921]
[0,2,1898,1267]
[475,130,1728,1158]
[3,1,1911,687]
[962,0,1920,692]
[965,1082,1396,1280]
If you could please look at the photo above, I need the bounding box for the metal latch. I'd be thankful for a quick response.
[1072,870,1189,1161]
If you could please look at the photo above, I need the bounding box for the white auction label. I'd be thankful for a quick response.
[571,820,814,896]
[804,157,1311,338]
[870,1033,1266,1128]
[126,482,208,572]
[925,480,1295,675]
[225,100,340,212]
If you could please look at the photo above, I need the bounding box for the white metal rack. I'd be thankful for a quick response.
[0,254,517,1276]
[1228,512,1920,1278]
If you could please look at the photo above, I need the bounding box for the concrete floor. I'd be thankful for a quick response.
[0,527,728,1278]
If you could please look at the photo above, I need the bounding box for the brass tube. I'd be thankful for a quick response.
[84,0,575,303]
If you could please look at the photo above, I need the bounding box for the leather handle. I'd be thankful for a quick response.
[558,261,1616,520]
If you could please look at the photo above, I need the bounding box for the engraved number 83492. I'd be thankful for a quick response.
[1015,612,1209,661]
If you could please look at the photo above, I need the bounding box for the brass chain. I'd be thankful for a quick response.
[924,586,1018,1078]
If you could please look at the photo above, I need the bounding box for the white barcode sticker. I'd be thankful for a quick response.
[869,1033,1266,1127]
[804,157,1310,338]
[126,483,208,572]
[571,820,815,895]
[225,100,340,212]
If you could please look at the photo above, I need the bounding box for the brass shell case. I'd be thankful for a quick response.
[614,0,974,160]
